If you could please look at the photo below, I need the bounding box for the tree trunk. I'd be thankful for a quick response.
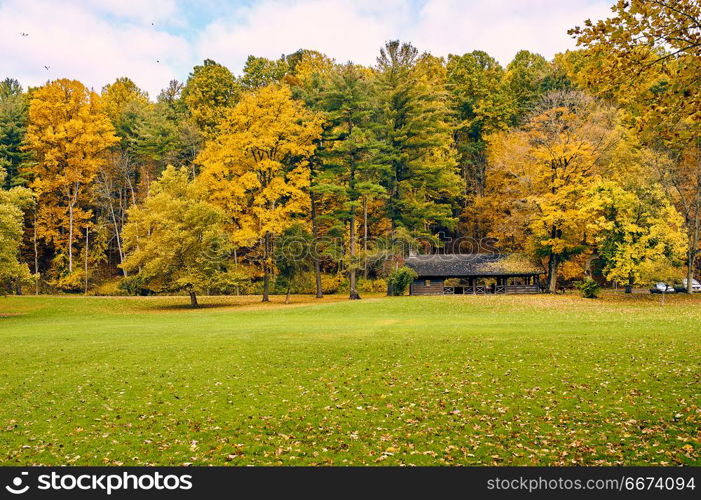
[285,285,291,304]
[262,270,270,302]
[347,150,360,301]
[547,254,559,293]
[691,159,701,293]
[189,290,199,308]
[349,212,360,300]
[311,191,323,299]
[84,227,89,295]
[68,201,74,273]
[314,260,322,299]
[363,196,368,280]
[688,251,695,294]
[109,202,127,277]
[625,273,633,294]
[33,208,39,295]
[234,248,240,296]
[262,233,271,302]
[687,223,698,293]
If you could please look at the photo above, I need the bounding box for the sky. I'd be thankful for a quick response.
[0,0,614,97]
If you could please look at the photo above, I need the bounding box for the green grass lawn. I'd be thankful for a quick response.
[0,293,699,466]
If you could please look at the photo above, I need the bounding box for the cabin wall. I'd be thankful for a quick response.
[410,278,444,295]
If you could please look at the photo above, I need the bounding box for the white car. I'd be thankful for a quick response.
[650,282,675,294]
[675,279,701,293]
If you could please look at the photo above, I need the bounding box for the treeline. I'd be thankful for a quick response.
[1,1,699,301]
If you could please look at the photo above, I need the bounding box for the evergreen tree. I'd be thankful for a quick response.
[0,78,30,188]
[287,51,337,299]
[318,63,385,299]
[446,51,511,202]
[374,41,460,236]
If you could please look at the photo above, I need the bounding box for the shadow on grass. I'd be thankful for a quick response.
[150,303,237,311]
[145,297,316,311]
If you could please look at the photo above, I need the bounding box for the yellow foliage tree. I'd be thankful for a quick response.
[286,49,335,87]
[197,84,323,301]
[121,166,236,307]
[24,79,118,277]
[586,180,687,291]
[101,77,149,123]
[570,0,701,292]
[0,167,34,291]
[485,91,619,292]
[183,59,240,138]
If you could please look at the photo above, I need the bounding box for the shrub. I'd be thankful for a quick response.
[358,278,388,294]
[119,276,153,296]
[576,277,601,299]
[49,270,85,293]
[321,274,345,294]
[91,279,127,296]
[387,266,418,296]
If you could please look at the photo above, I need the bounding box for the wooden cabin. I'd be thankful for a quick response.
[405,254,543,295]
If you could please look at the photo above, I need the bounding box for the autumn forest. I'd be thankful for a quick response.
[1,0,699,304]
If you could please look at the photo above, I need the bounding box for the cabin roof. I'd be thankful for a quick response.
[404,253,543,278]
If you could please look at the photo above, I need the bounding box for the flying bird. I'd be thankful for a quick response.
[20,32,29,36]
[44,65,50,71]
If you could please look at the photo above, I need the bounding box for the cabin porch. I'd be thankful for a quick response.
[444,275,540,294]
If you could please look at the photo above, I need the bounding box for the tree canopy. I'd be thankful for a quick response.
[2,3,699,298]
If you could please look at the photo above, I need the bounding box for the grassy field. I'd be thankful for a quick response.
[0,293,699,466]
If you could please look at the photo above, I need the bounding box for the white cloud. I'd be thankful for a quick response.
[194,0,613,74]
[195,0,412,70]
[0,0,190,96]
[408,0,614,64]
[82,0,179,24]
[0,0,614,98]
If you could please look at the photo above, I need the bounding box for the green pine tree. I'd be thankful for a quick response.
[373,41,460,235]
[0,78,31,188]
[318,63,386,299]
